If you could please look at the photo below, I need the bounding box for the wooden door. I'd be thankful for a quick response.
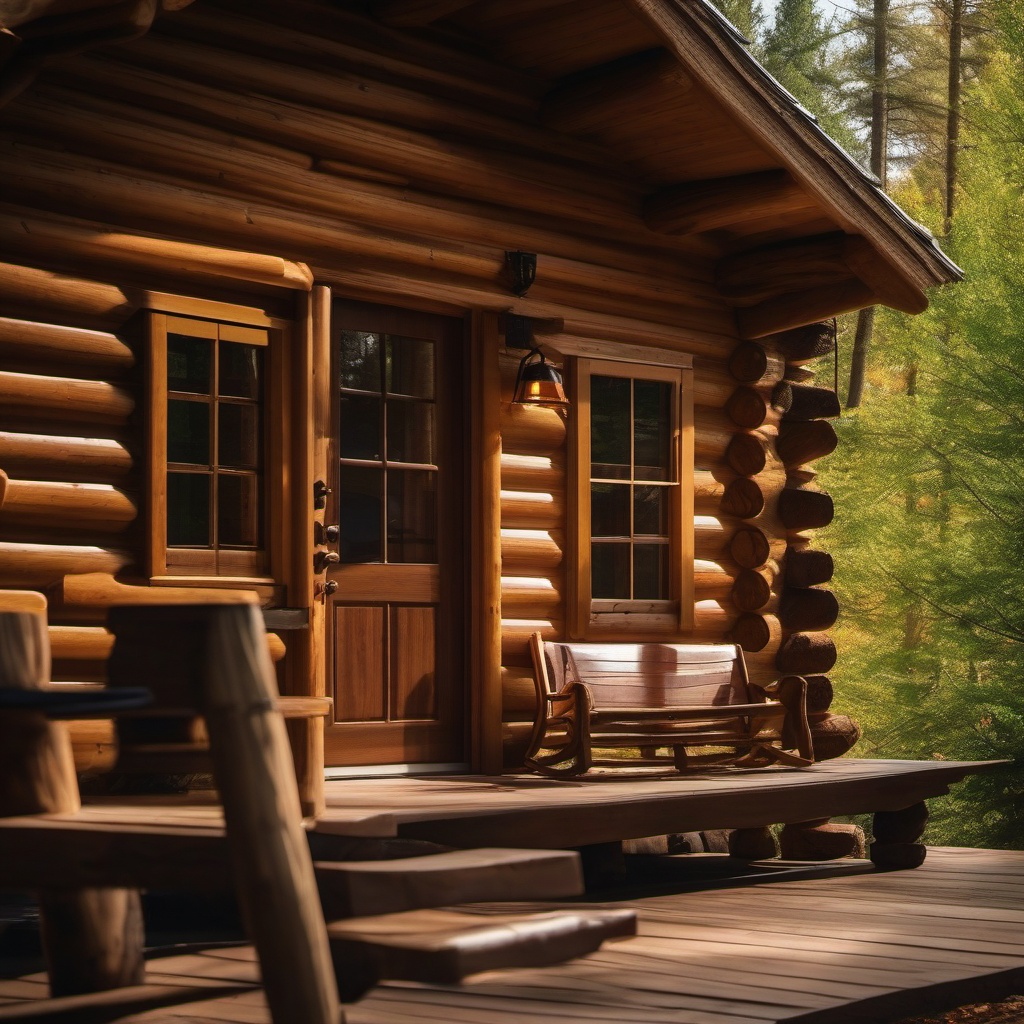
[324,301,466,767]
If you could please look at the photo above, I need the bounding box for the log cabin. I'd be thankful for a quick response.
[0,0,960,785]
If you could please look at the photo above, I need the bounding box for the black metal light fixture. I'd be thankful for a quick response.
[505,250,537,298]
[513,347,569,409]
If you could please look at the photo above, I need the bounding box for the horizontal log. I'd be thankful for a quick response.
[0,474,137,530]
[779,587,839,631]
[501,665,538,717]
[0,431,132,482]
[809,713,861,761]
[725,386,770,429]
[729,526,771,569]
[720,478,764,519]
[777,487,834,531]
[805,675,834,714]
[776,631,836,674]
[500,454,562,491]
[769,322,836,363]
[0,260,137,330]
[645,171,811,236]
[584,600,734,642]
[737,280,874,340]
[500,529,564,571]
[0,542,131,586]
[499,490,563,531]
[500,405,567,456]
[725,431,770,476]
[60,573,261,608]
[0,371,134,426]
[373,0,477,27]
[693,559,735,600]
[691,359,755,410]
[694,515,729,559]
[501,619,561,662]
[500,575,563,618]
[541,49,691,136]
[730,612,781,654]
[785,547,834,587]
[0,208,313,292]
[49,626,112,661]
[781,383,841,421]
[693,411,738,465]
[731,566,774,612]
[776,420,838,466]
[693,470,727,514]
[0,316,134,376]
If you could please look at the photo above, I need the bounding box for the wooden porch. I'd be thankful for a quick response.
[4,845,1024,1023]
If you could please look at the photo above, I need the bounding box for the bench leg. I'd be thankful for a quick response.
[286,716,325,819]
[871,801,928,869]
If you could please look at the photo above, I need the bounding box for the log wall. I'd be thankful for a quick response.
[0,0,844,771]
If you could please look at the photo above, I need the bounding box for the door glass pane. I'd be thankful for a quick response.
[591,483,630,538]
[634,484,668,536]
[387,335,434,398]
[590,375,630,478]
[167,472,210,546]
[167,334,211,395]
[387,399,435,465]
[339,332,382,392]
[592,543,630,599]
[167,400,210,465]
[339,465,383,563]
[218,473,260,547]
[634,380,672,481]
[387,468,436,563]
[634,543,669,600]
[339,395,382,461]
[219,403,261,469]
[219,343,263,399]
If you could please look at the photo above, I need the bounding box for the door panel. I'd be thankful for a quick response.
[324,301,465,767]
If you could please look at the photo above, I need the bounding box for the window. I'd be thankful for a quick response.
[571,358,694,635]
[148,314,271,579]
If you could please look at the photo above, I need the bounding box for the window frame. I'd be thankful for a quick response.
[147,311,284,584]
[569,355,694,637]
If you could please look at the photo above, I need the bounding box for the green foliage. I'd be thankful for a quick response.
[819,3,1024,847]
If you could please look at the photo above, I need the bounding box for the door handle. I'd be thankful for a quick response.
[314,550,340,574]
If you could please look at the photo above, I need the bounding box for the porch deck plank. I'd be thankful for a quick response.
[5,847,1024,1022]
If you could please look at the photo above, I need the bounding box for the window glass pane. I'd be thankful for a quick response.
[167,399,210,466]
[219,403,261,469]
[592,543,630,599]
[167,472,210,546]
[387,399,435,465]
[386,335,434,398]
[387,468,436,563]
[590,375,630,478]
[591,483,630,538]
[219,342,263,400]
[218,473,261,547]
[339,465,382,563]
[167,334,211,395]
[338,332,382,392]
[634,380,672,481]
[634,543,669,600]
[339,395,382,461]
[634,484,668,536]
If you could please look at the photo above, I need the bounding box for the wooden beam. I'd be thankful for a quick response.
[541,49,691,136]
[644,170,810,236]
[718,233,929,314]
[736,279,875,340]
[373,0,477,27]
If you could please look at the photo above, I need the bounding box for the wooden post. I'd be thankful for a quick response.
[0,594,145,997]
[871,801,929,869]
[107,603,339,1024]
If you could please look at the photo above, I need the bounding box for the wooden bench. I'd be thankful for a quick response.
[525,634,814,777]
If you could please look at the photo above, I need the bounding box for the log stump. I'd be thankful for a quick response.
[871,801,929,869]
[780,819,866,860]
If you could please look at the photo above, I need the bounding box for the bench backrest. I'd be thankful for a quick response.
[535,638,752,710]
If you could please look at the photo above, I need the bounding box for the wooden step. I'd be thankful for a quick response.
[327,907,637,1001]
[314,847,584,918]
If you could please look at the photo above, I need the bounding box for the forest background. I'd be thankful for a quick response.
[709,0,1024,847]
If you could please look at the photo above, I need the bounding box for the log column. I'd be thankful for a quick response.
[871,801,929,869]
[0,595,144,996]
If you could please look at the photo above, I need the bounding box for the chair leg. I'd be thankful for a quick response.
[672,746,688,771]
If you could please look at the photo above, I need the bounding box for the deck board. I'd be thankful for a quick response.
[5,847,1024,1023]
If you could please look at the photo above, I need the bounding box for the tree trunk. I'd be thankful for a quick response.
[945,0,963,235]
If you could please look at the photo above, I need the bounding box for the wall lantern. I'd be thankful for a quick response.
[503,313,569,409]
[505,250,537,298]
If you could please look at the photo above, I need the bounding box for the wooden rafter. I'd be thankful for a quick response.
[644,170,811,236]
[373,0,479,28]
